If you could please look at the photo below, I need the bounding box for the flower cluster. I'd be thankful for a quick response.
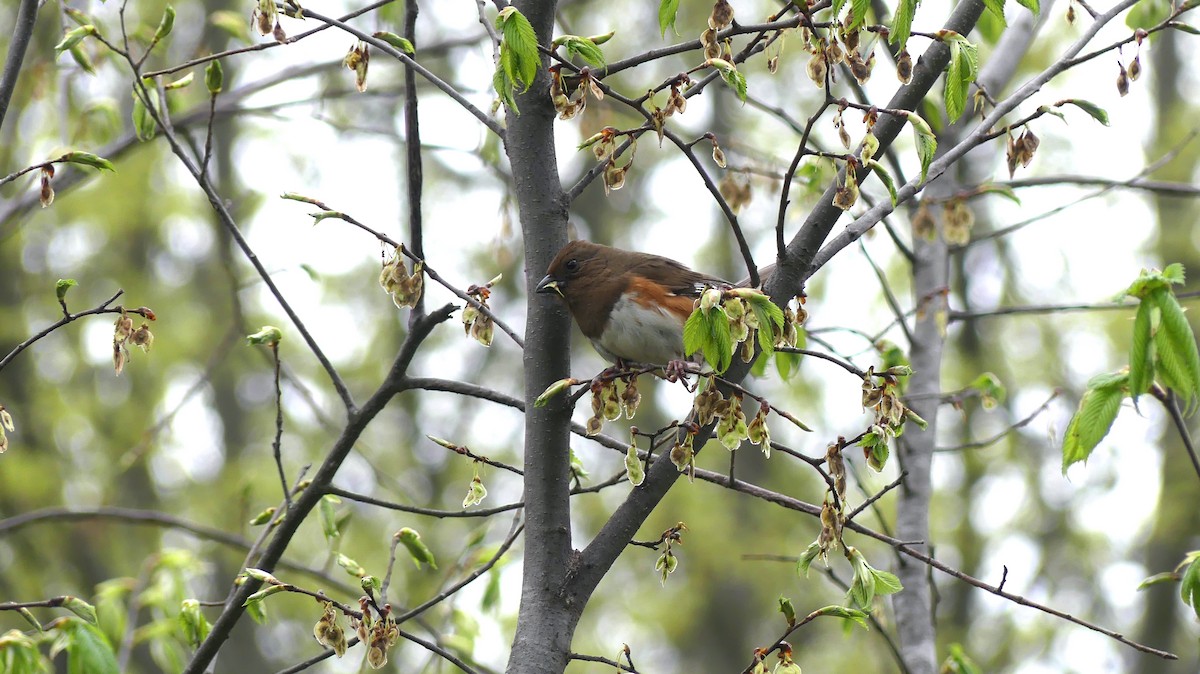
[585,375,640,436]
[343,40,369,92]
[379,248,424,309]
[461,275,502,347]
[350,599,399,669]
[113,308,155,376]
[858,365,925,471]
[312,601,348,658]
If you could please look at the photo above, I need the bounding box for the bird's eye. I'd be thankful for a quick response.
[565,259,579,273]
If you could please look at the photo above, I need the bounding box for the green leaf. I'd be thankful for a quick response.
[658,0,681,37]
[1062,376,1127,473]
[944,37,979,121]
[796,541,822,577]
[153,6,176,42]
[559,35,605,66]
[492,64,519,114]
[56,278,78,301]
[849,0,871,30]
[1126,0,1169,29]
[496,7,540,91]
[890,0,918,49]
[244,596,268,623]
[336,553,366,578]
[205,60,224,94]
[1136,571,1180,590]
[1163,262,1186,284]
[982,0,1007,25]
[60,151,115,172]
[246,326,282,346]
[1015,0,1039,14]
[318,494,341,544]
[872,568,903,595]
[815,605,870,630]
[1129,300,1155,403]
[906,111,937,182]
[62,620,118,674]
[54,25,97,55]
[62,597,98,626]
[396,527,438,569]
[866,159,898,205]
[1172,22,1200,35]
[1152,288,1200,408]
[976,183,1020,204]
[713,62,748,102]
[373,31,415,54]
[131,88,159,141]
[1059,99,1110,126]
[1181,553,1200,619]
[942,644,983,674]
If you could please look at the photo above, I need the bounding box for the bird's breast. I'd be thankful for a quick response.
[591,293,687,365]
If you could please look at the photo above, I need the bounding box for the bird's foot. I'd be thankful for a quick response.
[663,359,698,389]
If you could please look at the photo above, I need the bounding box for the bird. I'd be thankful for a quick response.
[535,240,731,367]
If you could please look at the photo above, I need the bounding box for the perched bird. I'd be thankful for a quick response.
[535,240,730,366]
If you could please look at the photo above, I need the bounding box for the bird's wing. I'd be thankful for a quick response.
[629,256,730,298]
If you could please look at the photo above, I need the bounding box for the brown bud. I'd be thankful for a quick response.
[272,20,286,43]
[896,49,913,84]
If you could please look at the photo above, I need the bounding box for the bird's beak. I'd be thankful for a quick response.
[535,275,564,297]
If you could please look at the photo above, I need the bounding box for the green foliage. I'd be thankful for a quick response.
[983,0,1007,26]
[905,111,938,182]
[890,0,919,50]
[1180,552,1200,619]
[849,0,871,30]
[52,619,119,674]
[658,0,681,37]
[708,58,748,102]
[865,159,898,205]
[373,31,415,54]
[1059,99,1110,126]
[397,527,438,569]
[553,35,607,66]
[1015,0,1040,14]
[55,278,78,301]
[943,32,980,120]
[153,6,176,43]
[1061,371,1127,472]
[496,7,540,93]
[205,60,224,94]
[847,547,903,610]
[54,25,97,56]
[61,151,115,173]
[684,297,734,374]
[941,644,983,674]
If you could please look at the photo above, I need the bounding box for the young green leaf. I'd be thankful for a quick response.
[1151,287,1200,409]
[131,88,159,141]
[61,151,115,172]
[890,0,918,49]
[54,25,97,55]
[866,159,898,205]
[815,605,870,630]
[492,64,519,114]
[1181,552,1200,619]
[659,0,681,37]
[56,278,79,301]
[849,0,871,30]
[61,619,119,674]
[396,527,438,569]
[373,31,415,54]
[558,35,606,66]
[1061,372,1128,472]
[205,60,224,94]
[153,6,176,42]
[318,494,341,544]
[983,0,1007,25]
[1059,99,1110,126]
[1128,299,1155,404]
[1015,0,1039,14]
[905,111,938,182]
[944,37,979,120]
[496,7,540,91]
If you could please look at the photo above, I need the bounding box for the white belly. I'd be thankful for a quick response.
[591,295,685,365]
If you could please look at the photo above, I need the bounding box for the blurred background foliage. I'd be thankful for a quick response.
[1,0,1198,672]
